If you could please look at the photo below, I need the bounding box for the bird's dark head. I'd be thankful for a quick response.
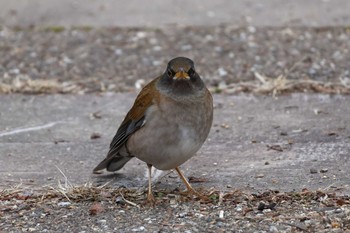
[158,57,205,97]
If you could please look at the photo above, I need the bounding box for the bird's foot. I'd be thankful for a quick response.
[143,192,156,207]
[180,187,210,202]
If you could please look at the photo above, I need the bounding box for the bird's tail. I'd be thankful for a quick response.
[93,155,133,174]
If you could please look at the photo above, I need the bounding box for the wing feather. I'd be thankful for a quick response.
[93,77,160,172]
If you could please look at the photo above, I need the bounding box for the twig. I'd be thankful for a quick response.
[284,55,308,78]
[119,192,139,208]
[254,72,267,84]
[55,165,73,189]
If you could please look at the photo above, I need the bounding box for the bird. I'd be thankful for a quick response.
[93,57,213,203]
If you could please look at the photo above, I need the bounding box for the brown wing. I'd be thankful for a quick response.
[93,77,160,172]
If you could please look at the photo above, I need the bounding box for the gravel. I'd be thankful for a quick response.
[1,187,350,232]
[0,26,349,94]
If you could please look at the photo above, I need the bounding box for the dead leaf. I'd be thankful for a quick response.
[89,202,104,215]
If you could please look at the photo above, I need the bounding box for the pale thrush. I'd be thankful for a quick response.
[93,57,213,203]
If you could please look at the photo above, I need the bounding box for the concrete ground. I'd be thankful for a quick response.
[1,2,350,232]
[1,93,349,194]
[0,0,350,27]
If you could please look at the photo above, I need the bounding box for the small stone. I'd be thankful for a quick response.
[269,225,279,233]
[89,203,104,215]
[58,202,71,207]
[220,123,230,129]
[97,219,107,224]
[255,174,265,178]
[264,161,270,165]
[91,111,102,119]
[320,168,328,173]
[219,210,224,219]
[152,45,162,51]
[218,67,228,76]
[90,133,101,139]
[235,205,242,212]
[114,49,123,55]
[152,60,161,66]
[257,202,266,211]
[136,31,146,38]
[181,44,192,51]
[247,26,256,33]
[310,168,318,174]
[135,79,145,89]
[115,196,125,204]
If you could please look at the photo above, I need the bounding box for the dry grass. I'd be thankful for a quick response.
[221,73,350,96]
[1,179,349,208]
[1,71,349,95]
[0,75,80,94]
[219,56,350,96]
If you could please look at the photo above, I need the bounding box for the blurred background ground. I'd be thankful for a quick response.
[1,0,350,27]
[1,0,350,232]
[0,0,349,94]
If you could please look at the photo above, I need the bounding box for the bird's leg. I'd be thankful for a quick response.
[146,164,156,204]
[175,167,201,196]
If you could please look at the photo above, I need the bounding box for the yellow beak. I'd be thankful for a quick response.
[174,71,190,80]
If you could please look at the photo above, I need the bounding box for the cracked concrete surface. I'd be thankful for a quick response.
[1,93,349,194]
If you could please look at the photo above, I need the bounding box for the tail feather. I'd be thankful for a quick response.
[93,155,132,174]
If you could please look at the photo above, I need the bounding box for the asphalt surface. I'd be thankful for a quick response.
[1,93,349,194]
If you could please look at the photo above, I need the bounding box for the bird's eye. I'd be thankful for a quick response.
[167,69,173,77]
[188,67,195,76]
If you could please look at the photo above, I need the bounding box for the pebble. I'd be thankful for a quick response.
[57,201,71,207]
[114,49,123,55]
[181,44,192,51]
[178,212,187,218]
[219,210,224,219]
[136,31,146,38]
[115,196,125,204]
[134,79,145,89]
[269,225,279,233]
[310,168,318,174]
[218,67,228,77]
[97,219,107,224]
[152,46,162,51]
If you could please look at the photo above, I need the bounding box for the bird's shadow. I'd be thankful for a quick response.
[91,172,144,188]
